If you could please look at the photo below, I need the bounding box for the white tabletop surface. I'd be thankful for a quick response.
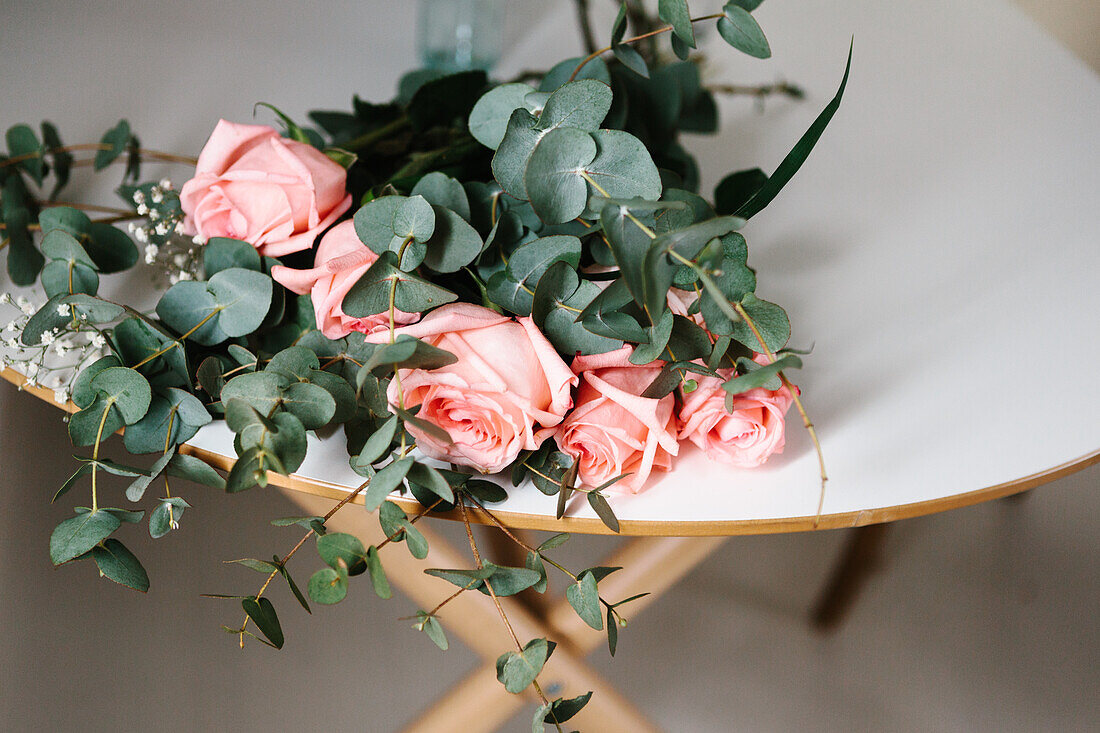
[2,0,1098,532]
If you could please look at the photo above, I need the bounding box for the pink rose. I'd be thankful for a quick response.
[677,366,794,468]
[270,221,417,340]
[556,347,679,494]
[382,303,577,473]
[180,120,352,257]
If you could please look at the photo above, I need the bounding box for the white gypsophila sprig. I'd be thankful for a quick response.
[0,293,108,396]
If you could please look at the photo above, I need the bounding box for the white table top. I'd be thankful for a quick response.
[2,0,1098,535]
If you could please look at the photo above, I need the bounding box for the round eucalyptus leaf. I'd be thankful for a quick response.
[41,260,99,298]
[220,371,288,416]
[203,237,261,276]
[49,509,121,565]
[307,369,357,424]
[580,130,662,217]
[411,172,471,222]
[468,83,537,150]
[342,251,458,317]
[71,355,123,409]
[61,294,124,323]
[491,108,541,200]
[281,382,336,430]
[308,566,348,605]
[392,195,436,243]
[208,267,273,338]
[68,393,125,447]
[537,79,613,133]
[317,532,369,576]
[89,366,152,424]
[41,229,96,267]
[156,280,225,345]
[421,206,483,273]
[506,235,582,286]
[85,222,138,273]
[265,346,320,381]
[38,206,92,236]
[149,500,187,539]
[123,387,212,454]
[353,195,403,255]
[525,127,597,224]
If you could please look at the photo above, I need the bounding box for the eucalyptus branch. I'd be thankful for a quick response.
[567,12,725,82]
[458,500,559,725]
[0,213,142,232]
[708,81,805,100]
[0,143,196,169]
[730,301,828,524]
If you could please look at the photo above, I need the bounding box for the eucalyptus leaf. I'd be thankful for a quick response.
[50,510,121,565]
[91,539,149,592]
[717,4,772,59]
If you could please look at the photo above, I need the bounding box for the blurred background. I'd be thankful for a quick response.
[1,1,1097,731]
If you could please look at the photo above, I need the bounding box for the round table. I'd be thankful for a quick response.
[2,1,1097,731]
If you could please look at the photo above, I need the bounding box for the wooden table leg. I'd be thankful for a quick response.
[810,523,890,631]
[278,489,712,733]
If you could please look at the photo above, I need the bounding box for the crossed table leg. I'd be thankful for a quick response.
[280,487,727,733]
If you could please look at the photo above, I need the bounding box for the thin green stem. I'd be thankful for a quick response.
[90,400,113,512]
[567,12,725,82]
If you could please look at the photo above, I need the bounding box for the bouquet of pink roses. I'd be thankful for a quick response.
[1,1,841,725]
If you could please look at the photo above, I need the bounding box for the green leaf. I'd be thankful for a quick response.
[241,597,284,648]
[613,44,649,78]
[317,532,369,576]
[544,692,593,725]
[492,109,542,199]
[149,498,189,538]
[354,414,399,468]
[537,79,613,134]
[721,354,802,396]
[407,69,488,132]
[406,462,455,504]
[61,294,124,323]
[736,43,852,219]
[50,510,121,565]
[167,453,225,489]
[659,0,696,48]
[524,128,597,225]
[717,4,771,59]
[566,571,603,630]
[506,235,582,288]
[89,366,151,424]
[123,388,211,454]
[85,222,138,273]
[583,130,663,216]
[392,195,436,244]
[203,237,261,276]
[342,251,458,317]
[415,612,449,650]
[308,566,349,605]
[280,382,336,430]
[227,557,278,573]
[607,605,619,655]
[362,456,414,511]
[421,205,483,273]
[366,545,391,599]
[278,564,312,614]
[714,168,768,215]
[534,262,622,355]
[21,294,72,347]
[41,121,73,200]
[94,120,132,170]
[52,464,93,504]
[411,171,472,221]
[469,83,537,150]
[3,175,42,285]
[124,449,174,502]
[726,293,791,353]
[67,395,125,447]
[208,268,273,338]
[91,539,149,592]
[538,533,571,551]
[6,124,45,185]
[496,638,552,694]
[155,281,223,345]
[254,102,312,144]
[588,491,620,533]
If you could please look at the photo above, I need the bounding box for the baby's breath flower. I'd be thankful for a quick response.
[159,178,173,190]
[56,304,70,317]
[136,203,149,215]
[54,389,68,404]
[133,190,146,204]
[91,333,107,349]
[177,271,193,281]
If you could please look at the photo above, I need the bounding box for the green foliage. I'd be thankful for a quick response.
[496,638,554,694]
[718,3,771,59]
